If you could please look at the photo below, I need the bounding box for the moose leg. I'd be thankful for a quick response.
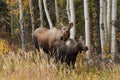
[71,56,77,69]
[66,61,75,69]
[66,58,76,69]
[33,37,40,51]
[71,60,76,69]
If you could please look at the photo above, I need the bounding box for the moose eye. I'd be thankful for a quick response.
[79,43,82,46]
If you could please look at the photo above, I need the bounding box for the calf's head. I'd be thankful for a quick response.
[77,36,88,53]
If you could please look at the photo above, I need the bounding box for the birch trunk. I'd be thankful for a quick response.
[107,0,112,52]
[55,0,59,24]
[43,0,53,29]
[28,0,35,41]
[18,0,24,53]
[103,0,108,44]
[38,0,43,27]
[100,0,105,59]
[69,0,76,39]
[111,0,117,62]
[66,0,71,23]
[84,0,91,59]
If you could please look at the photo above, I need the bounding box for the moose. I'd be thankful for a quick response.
[52,37,88,68]
[32,23,73,54]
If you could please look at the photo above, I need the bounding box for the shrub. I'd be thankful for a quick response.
[0,39,10,55]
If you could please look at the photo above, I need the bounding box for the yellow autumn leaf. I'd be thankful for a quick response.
[13,9,19,17]
[0,39,10,56]
[106,54,111,58]
[23,0,28,7]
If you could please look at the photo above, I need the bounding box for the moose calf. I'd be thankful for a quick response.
[52,37,88,68]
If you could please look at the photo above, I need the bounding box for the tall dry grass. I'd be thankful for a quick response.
[0,50,120,80]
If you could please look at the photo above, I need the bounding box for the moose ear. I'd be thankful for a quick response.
[60,22,65,27]
[68,23,73,29]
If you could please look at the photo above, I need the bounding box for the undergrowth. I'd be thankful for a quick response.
[0,50,120,80]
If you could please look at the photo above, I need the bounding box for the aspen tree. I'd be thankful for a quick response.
[38,0,43,27]
[43,0,53,29]
[84,0,91,59]
[18,0,24,53]
[69,0,76,39]
[111,0,117,62]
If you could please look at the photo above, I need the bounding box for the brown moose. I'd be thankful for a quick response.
[32,23,73,54]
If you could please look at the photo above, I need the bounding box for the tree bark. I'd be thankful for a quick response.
[111,0,117,62]
[107,0,112,53]
[66,0,71,23]
[38,0,43,27]
[28,0,35,41]
[55,0,59,24]
[43,0,53,29]
[69,0,76,39]
[18,0,25,53]
[103,0,108,45]
[84,0,91,60]
[100,0,105,59]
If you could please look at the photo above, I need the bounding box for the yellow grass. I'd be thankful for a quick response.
[0,50,120,80]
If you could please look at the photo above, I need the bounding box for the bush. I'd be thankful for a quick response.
[0,39,10,55]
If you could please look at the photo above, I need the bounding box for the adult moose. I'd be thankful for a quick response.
[32,23,73,54]
[52,37,88,68]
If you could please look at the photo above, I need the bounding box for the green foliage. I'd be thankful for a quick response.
[0,0,8,17]
[74,0,85,36]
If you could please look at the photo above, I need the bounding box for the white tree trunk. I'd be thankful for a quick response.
[84,0,91,59]
[38,0,43,27]
[43,0,53,29]
[107,0,112,52]
[18,0,24,53]
[111,0,117,62]
[28,0,35,41]
[55,0,59,23]
[66,0,71,23]
[69,0,76,39]
[100,0,105,59]
[103,0,108,44]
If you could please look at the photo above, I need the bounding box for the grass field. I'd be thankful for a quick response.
[0,50,120,80]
